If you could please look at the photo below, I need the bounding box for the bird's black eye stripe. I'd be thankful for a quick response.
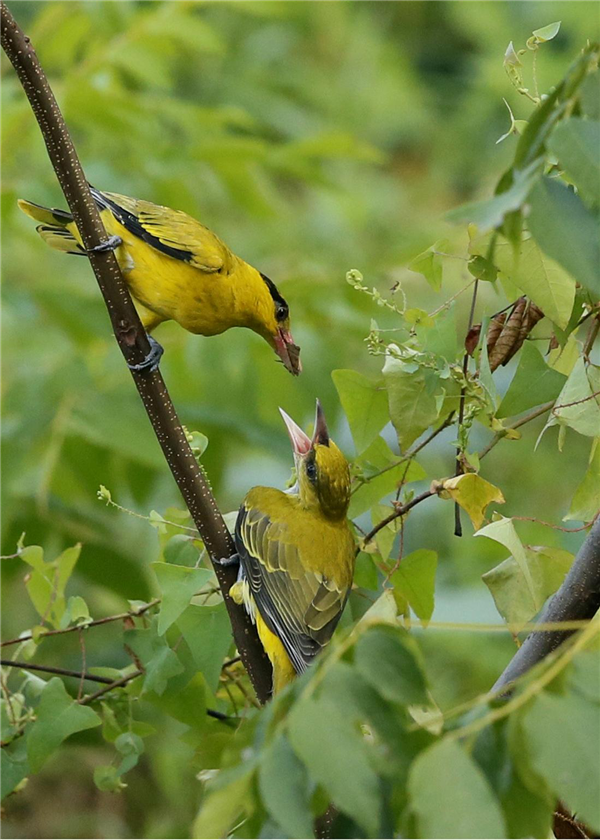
[305,452,317,483]
[260,272,289,322]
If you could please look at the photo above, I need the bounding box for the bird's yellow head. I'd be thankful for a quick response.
[249,271,301,376]
[280,401,350,520]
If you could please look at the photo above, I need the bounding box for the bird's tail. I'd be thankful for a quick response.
[17,198,84,255]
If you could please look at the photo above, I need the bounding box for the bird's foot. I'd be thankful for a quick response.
[127,336,164,374]
[217,552,240,568]
[88,234,122,253]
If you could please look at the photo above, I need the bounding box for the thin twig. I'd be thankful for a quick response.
[79,669,144,704]
[1,659,115,684]
[512,512,598,533]
[1,599,160,649]
[77,629,86,701]
[477,401,555,460]
[454,278,480,536]
[361,490,435,549]
[553,389,600,414]
[582,313,600,360]
[352,412,455,493]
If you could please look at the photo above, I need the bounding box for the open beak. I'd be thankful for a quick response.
[279,407,311,456]
[274,328,302,376]
[279,400,329,457]
[312,399,329,446]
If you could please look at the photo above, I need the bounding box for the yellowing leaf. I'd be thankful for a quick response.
[441,474,505,530]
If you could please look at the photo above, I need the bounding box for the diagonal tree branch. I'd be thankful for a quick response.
[1,2,271,703]
[492,514,600,692]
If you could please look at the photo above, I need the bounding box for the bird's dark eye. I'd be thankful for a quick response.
[275,303,288,322]
[305,460,317,483]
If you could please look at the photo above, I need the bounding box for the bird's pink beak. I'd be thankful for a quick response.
[279,400,329,456]
[279,407,311,456]
[274,328,302,376]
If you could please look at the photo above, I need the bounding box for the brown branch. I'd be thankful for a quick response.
[477,400,555,460]
[1,3,271,703]
[360,490,435,549]
[553,389,600,413]
[1,599,160,648]
[492,515,600,693]
[454,278,480,537]
[1,659,115,684]
[582,313,600,360]
[352,412,455,492]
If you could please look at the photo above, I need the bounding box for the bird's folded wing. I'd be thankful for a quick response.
[235,504,348,674]
[91,188,227,273]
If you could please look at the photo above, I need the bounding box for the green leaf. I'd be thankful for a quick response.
[94,764,127,792]
[22,543,82,629]
[549,118,600,207]
[531,21,561,42]
[497,342,566,418]
[259,734,314,839]
[482,546,573,629]
[353,552,379,591]
[565,439,600,521]
[287,696,382,836]
[408,739,506,838]
[445,161,540,232]
[390,549,437,623]
[177,603,232,694]
[522,692,600,832]
[163,534,200,567]
[408,241,448,291]
[468,255,497,282]
[475,517,537,611]
[417,305,458,361]
[383,357,441,450]
[354,625,428,705]
[27,678,100,773]
[59,595,91,629]
[332,369,389,453]
[545,358,600,438]
[115,731,145,776]
[495,236,576,330]
[581,71,600,119]
[126,622,184,696]
[146,673,207,732]
[528,177,600,297]
[193,765,255,840]
[1,738,30,800]
[151,562,212,635]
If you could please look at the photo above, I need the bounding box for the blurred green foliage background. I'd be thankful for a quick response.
[2,2,597,836]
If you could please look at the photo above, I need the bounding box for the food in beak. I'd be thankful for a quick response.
[274,328,302,376]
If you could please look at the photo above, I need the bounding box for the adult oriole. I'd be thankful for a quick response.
[225,401,355,693]
[18,189,301,375]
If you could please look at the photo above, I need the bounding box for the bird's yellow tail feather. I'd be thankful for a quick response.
[18,198,72,227]
[18,199,84,255]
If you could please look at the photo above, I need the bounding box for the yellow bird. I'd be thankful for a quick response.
[18,189,301,375]
[225,401,355,693]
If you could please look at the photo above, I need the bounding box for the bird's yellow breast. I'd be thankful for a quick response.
[67,212,254,337]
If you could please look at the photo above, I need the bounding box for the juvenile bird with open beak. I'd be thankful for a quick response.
[224,401,355,693]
